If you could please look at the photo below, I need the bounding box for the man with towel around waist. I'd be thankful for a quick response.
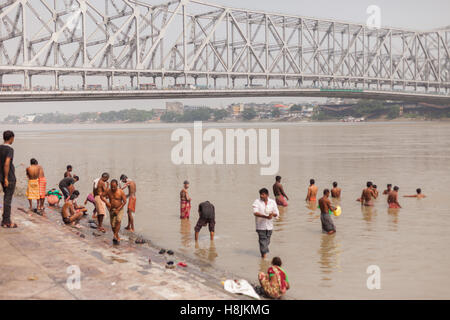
[273,176,289,207]
[120,174,137,233]
[94,172,109,233]
[101,179,127,245]
[26,159,40,212]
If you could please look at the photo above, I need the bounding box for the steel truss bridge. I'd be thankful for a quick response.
[0,0,449,104]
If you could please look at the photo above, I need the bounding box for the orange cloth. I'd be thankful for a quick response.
[26,179,40,200]
[39,177,47,199]
[128,195,136,212]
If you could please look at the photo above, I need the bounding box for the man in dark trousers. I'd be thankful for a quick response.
[0,131,17,228]
[195,201,216,241]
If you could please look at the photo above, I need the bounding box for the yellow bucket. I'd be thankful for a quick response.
[333,206,342,217]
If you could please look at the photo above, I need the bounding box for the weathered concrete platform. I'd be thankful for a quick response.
[0,199,235,300]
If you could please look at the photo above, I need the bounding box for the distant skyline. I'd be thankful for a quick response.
[1,0,448,118]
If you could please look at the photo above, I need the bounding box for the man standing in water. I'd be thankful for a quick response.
[331,182,341,199]
[94,173,109,233]
[0,131,17,228]
[101,180,127,244]
[360,182,377,206]
[273,176,289,207]
[388,186,402,208]
[319,189,337,234]
[252,188,279,259]
[306,179,318,203]
[195,201,216,241]
[26,159,40,212]
[120,175,137,232]
[180,180,191,220]
[383,184,392,195]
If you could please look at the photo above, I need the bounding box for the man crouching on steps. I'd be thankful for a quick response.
[101,180,127,245]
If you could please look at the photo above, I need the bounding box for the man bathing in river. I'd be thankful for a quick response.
[61,190,83,227]
[94,173,109,233]
[180,180,192,219]
[101,180,127,245]
[305,179,318,203]
[26,159,41,212]
[404,188,427,199]
[319,189,337,234]
[331,182,341,199]
[388,186,402,209]
[252,188,279,259]
[383,184,392,195]
[273,176,289,207]
[359,181,377,206]
[120,174,137,232]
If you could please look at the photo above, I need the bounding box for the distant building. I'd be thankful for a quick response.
[230,103,244,115]
[18,114,38,123]
[166,101,184,114]
[184,105,210,112]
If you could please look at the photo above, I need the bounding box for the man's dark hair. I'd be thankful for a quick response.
[259,188,269,196]
[373,185,377,189]
[272,257,282,267]
[323,189,330,195]
[387,184,392,188]
[67,165,72,170]
[417,188,422,194]
[102,172,110,179]
[111,179,118,186]
[73,175,79,181]
[333,182,338,188]
[310,179,315,185]
[70,190,80,200]
[3,130,14,142]
[30,158,38,165]
[367,181,373,188]
[394,186,399,191]
[276,176,281,182]
[120,174,127,181]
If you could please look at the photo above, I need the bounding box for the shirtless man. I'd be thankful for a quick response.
[373,185,379,198]
[387,186,402,208]
[318,189,336,234]
[61,191,83,226]
[383,184,392,195]
[273,176,289,207]
[360,181,377,206]
[64,165,73,178]
[120,174,137,232]
[26,159,40,211]
[404,188,427,199]
[37,162,46,212]
[101,180,127,244]
[306,179,318,203]
[331,182,341,199]
[94,172,110,233]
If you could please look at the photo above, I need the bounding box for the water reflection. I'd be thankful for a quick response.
[387,208,400,232]
[195,241,218,262]
[318,234,341,285]
[361,205,377,227]
[180,219,192,248]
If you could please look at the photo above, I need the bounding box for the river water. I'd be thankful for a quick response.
[6,121,450,299]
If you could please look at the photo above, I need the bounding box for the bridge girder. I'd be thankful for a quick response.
[0,0,448,100]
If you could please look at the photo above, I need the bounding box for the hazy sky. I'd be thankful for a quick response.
[1,0,448,118]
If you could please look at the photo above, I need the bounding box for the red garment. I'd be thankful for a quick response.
[180,200,191,219]
[268,266,288,293]
[276,195,288,207]
[389,203,401,209]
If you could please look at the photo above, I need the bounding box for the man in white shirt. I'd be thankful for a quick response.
[252,188,280,259]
